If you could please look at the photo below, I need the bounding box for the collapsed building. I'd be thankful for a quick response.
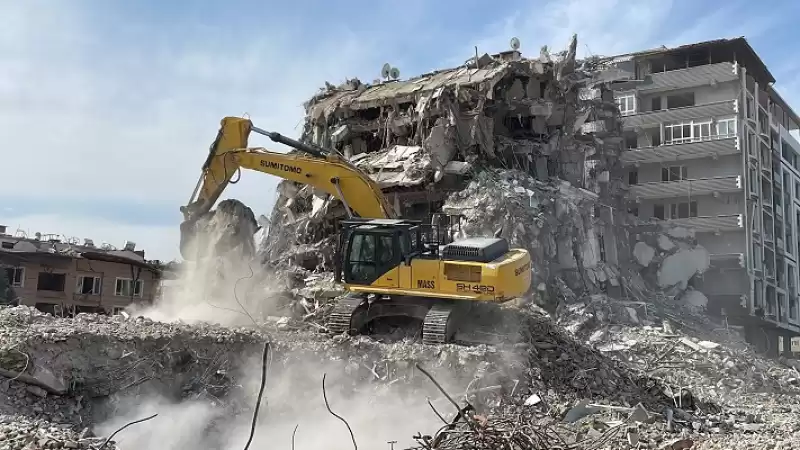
[262,36,638,307]
[259,36,714,317]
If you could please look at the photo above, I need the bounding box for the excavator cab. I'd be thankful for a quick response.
[336,219,422,286]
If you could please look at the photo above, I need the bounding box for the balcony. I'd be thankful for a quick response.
[710,252,746,269]
[666,214,744,233]
[630,176,742,200]
[636,62,739,94]
[622,136,739,165]
[622,100,737,129]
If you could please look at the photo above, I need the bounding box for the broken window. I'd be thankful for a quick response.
[628,170,638,185]
[615,94,636,116]
[661,165,687,182]
[753,243,762,270]
[37,272,66,292]
[651,97,662,111]
[666,92,695,109]
[598,232,607,262]
[75,275,101,295]
[115,278,143,297]
[3,267,23,287]
[624,134,638,149]
[669,201,698,219]
[647,129,661,147]
[653,204,665,220]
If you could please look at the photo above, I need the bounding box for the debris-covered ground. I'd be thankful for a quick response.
[2,293,800,449]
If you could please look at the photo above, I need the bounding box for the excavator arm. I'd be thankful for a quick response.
[179,116,395,258]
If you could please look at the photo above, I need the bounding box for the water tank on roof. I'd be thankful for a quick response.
[0,225,7,235]
[124,241,136,251]
[84,238,95,247]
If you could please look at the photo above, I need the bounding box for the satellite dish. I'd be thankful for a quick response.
[389,67,400,80]
[510,37,521,51]
[381,63,391,79]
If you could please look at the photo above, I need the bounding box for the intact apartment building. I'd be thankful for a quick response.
[612,38,800,355]
[0,225,161,315]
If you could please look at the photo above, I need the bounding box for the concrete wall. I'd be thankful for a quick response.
[2,255,158,313]
[699,232,747,254]
[634,154,741,183]
[637,193,744,218]
[638,83,739,113]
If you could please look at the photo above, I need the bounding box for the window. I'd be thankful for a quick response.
[615,94,636,115]
[624,134,638,149]
[37,272,66,292]
[647,129,661,147]
[653,204,665,220]
[628,170,638,185]
[753,243,762,269]
[653,201,697,219]
[666,92,695,109]
[112,307,126,315]
[795,182,800,199]
[664,120,711,144]
[716,118,736,138]
[651,97,662,111]
[661,165,688,181]
[746,95,755,119]
[669,201,698,219]
[115,278,143,297]
[1,242,13,249]
[75,276,101,295]
[3,267,24,288]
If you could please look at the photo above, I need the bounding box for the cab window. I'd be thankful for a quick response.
[347,233,376,283]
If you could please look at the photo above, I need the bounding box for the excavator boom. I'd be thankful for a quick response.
[180,117,395,258]
[183,116,394,221]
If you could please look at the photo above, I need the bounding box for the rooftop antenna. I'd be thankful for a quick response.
[389,67,400,80]
[381,63,391,81]
[510,36,521,51]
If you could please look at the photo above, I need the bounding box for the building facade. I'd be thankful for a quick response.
[0,225,161,315]
[612,38,800,354]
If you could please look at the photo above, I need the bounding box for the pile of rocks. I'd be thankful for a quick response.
[0,415,114,450]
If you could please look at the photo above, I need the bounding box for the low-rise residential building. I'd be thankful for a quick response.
[0,225,161,315]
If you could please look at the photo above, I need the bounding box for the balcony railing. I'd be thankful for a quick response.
[622,136,739,165]
[637,62,739,94]
[666,214,744,233]
[630,175,742,200]
[622,100,737,129]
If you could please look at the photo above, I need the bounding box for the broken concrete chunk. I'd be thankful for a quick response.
[657,234,675,251]
[633,241,655,267]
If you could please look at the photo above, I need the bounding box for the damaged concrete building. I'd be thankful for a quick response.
[609,37,800,355]
[259,35,800,356]
[261,36,633,308]
[0,225,161,315]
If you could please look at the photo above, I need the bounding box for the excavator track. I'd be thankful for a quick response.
[326,295,365,335]
[422,304,455,345]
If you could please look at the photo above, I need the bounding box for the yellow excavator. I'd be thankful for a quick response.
[180,116,532,344]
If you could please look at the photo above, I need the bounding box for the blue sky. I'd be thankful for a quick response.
[2,0,799,260]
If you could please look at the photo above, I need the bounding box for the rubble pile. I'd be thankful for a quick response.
[259,35,630,286]
[442,169,611,307]
[629,225,711,305]
[0,415,115,450]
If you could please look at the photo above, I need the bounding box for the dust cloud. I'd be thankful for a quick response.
[103,204,467,449]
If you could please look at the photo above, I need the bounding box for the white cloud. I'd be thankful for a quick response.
[0,1,383,206]
[0,1,397,258]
